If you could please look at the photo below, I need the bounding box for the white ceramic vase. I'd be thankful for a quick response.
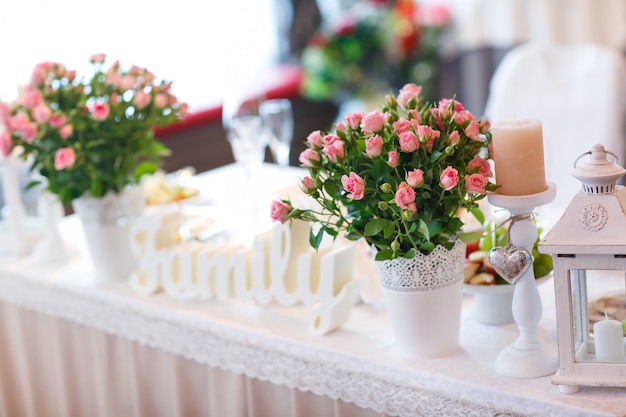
[72,186,145,283]
[375,240,465,359]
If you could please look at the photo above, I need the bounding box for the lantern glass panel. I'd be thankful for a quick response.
[568,269,626,363]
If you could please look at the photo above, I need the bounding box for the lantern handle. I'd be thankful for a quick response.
[573,148,619,169]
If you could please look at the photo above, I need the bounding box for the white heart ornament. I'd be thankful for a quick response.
[488,246,532,284]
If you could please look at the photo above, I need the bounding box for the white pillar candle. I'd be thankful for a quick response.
[594,314,624,363]
[492,119,547,196]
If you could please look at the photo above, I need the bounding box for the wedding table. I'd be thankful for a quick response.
[1,163,625,417]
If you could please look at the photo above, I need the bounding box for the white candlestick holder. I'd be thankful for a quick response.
[487,182,559,378]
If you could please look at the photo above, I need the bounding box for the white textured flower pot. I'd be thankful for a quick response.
[72,186,145,284]
[375,241,465,359]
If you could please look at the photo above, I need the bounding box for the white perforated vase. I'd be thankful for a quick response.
[375,240,465,359]
[72,186,145,283]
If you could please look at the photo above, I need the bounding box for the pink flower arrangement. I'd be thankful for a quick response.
[271,83,497,260]
[0,54,187,205]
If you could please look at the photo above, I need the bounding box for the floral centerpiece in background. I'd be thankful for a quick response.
[271,83,496,261]
[298,0,449,106]
[0,53,187,206]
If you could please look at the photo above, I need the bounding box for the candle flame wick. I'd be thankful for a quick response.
[605,310,609,320]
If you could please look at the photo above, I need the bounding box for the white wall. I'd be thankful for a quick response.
[0,0,280,111]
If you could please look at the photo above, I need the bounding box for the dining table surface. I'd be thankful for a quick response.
[1,162,626,417]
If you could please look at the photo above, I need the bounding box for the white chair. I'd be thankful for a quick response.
[484,42,626,225]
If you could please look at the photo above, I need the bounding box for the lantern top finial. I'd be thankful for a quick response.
[572,144,625,195]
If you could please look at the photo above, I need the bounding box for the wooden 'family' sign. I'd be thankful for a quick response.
[128,210,366,335]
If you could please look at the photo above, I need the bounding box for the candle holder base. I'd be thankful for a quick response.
[487,181,559,378]
[494,341,559,378]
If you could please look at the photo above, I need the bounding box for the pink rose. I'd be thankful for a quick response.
[438,98,464,115]
[90,53,106,64]
[0,131,12,157]
[360,110,385,134]
[134,90,151,109]
[365,135,383,158]
[395,182,416,212]
[388,151,399,168]
[89,102,110,121]
[323,133,340,146]
[335,122,347,132]
[452,110,474,126]
[397,83,422,108]
[344,112,364,130]
[22,89,42,109]
[50,114,67,128]
[341,172,365,200]
[20,122,38,143]
[448,130,460,145]
[300,176,315,193]
[408,109,421,123]
[429,108,443,130]
[306,130,324,148]
[270,200,292,224]
[467,155,493,177]
[393,119,410,135]
[60,124,73,139]
[323,139,345,163]
[299,148,320,167]
[0,102,11,127]
[465,174,488,194]
[31,62,52,84]
[154,93,168,108]
[478,119,491,134]
[9,112,29,131]
[54,147,75,170]
[120,75,136,90]
[398,131,418,153]
[32,105,52,123]
[406,168,424,187]
[417,125,440,151]
[440,166,459,191]
[465,121,481,140]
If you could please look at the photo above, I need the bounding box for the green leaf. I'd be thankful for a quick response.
[469,207,485,225]
[417,219,430,240]
[134,162,159,179]
[374,249,394,261]
[309,227,324,250]
[383,222,395,239]
[364,218,389,237]
[459,231,482,243]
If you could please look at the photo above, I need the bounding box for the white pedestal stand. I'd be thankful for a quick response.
[0,152,42,257]
[487,182,559,378]
[31,191,70,264]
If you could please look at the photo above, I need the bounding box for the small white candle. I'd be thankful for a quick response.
[594,312,624,363]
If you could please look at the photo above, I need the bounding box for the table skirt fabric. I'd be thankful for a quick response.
[0,301,384,417]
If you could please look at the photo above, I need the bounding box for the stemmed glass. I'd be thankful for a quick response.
[222,93,269,180]
[222,91,269,244]
[259,98,293,167]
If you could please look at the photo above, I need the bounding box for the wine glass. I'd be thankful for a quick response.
[259,98,293,167]
[222,90,269,245]
[222,92,269,179]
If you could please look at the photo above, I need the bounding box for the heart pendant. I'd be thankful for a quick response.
[488,246,532,284]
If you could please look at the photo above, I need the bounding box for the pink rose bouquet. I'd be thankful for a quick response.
[271,83,497,260]
[0,54,187,205]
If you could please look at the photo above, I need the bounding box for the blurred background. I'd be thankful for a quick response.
[1,0,625,176]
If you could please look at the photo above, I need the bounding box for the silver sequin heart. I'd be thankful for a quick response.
[488,246,532,284]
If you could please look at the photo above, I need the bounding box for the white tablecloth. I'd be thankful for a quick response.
[1,164,626,417]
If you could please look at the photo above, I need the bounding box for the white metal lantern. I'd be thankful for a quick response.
[539,144,626,394]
